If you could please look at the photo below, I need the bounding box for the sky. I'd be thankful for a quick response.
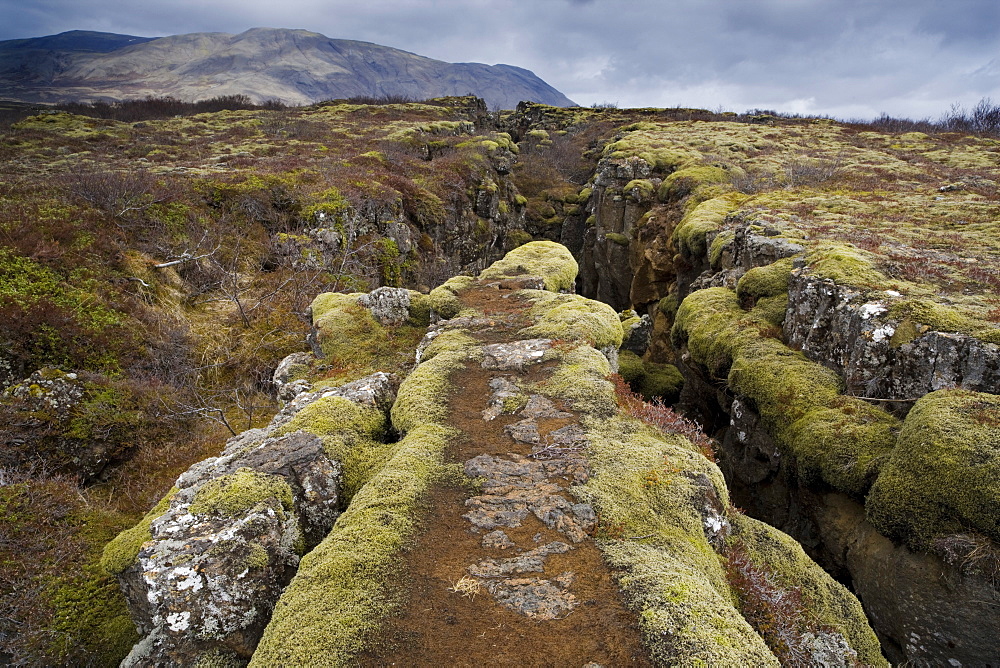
[3,0,1000,119]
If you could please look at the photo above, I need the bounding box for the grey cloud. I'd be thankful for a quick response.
[0,0,998,119]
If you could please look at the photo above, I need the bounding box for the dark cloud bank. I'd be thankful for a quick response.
[1,0,998,118]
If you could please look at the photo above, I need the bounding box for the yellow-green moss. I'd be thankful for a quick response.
[406,291,432,326]
[189,469,293,517]
[559,359,776,664]
[428,275,476,319]
[785,400,899,497]
[730,515,888,667]
[658,165,732,202]
[100,488,178,575]
[276,397,390,498]
[673,196,742,259]
[520,293,624,348]
[618,351,683,402]
[391,347,472,435]
[606,232,630,246]
[541,345,617,417]
[419,329,480,363]
[867,389,1000,550]
[623,179,656,201]
[736,258,795,301]
[479,240,578,292]
[803,243,885,288]
[251,319,463,665]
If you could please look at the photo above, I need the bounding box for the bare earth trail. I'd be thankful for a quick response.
[360,285,653,666]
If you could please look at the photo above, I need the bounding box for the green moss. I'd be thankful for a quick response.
[673,196,742,260]
[189,469,293,518]
[803,243,885,287]
[276,396,388,495]
[406,291,432,326]
[428,275,476,319]
[100,488,177,575]
[786,400,899,497]
[520,293,624,348]
[709,230,735,267]
[606,232,630,246]
[391,347,472,435]
[541,345,617,417]
[658,166,732,202]
[867,390,1000,550]
[507,229,533,247]
[618,350,645,383]
[730,515,888,667]
[479,240,578,292]
[419,329,480,363]
[640,362,684,402]
[736,258,795,302]
[309,291,423,374]
[195,648,244,668]
[887,298,979,336]
[245,542,270,570]
[623,179,656,201]
[618,351,683,402]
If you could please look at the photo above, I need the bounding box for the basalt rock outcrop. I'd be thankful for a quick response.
[102,242,884,666]
[550,112,999,666]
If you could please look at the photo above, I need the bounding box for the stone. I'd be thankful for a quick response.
[358,286,412,326]
[481,339,552,370]
[272,351,313,402]
[621,313,653,356]
[119,431,341,666]
[784,272,1000,402]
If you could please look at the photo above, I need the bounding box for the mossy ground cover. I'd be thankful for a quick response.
[596,116,1000,339]
[536,338,884,665]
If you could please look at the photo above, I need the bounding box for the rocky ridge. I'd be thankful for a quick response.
[100,242,884,666]
[546,110,1000,665]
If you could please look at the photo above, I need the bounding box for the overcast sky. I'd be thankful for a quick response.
[3,0,999,119]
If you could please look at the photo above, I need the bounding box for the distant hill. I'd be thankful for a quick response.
[0,28,576,109]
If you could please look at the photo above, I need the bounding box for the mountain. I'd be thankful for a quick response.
[0,28,575,109]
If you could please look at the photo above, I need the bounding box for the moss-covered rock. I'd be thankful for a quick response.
[618,350,683,402]
[520,292,624,349]
[729,515,887,666]
[189,468,294,517]
[673,287,901,499]
[428,275,476,319]
[867,390,1000,550]
[251,338,469,667]
[479,240,578,292]
[100,488,178,575]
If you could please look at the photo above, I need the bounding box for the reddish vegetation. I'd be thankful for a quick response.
[611,374,716,460]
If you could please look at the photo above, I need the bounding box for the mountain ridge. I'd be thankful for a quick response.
[0,28,576,109]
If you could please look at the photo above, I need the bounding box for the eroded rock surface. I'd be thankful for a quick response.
[115,371,399,666]
[785,272,1000,402]
[119,431,340,666]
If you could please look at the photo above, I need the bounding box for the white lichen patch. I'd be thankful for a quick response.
[166,611,191,632]
[171,566,203,592]
[859,302,888,319]
[870,325,896,343]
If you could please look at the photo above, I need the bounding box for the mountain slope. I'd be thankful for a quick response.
[0,27,575,109]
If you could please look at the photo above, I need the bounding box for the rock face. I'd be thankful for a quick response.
[785,271,1000,403]
[0,28,576,109]
[118,431,340,666]
[108,369,399,666]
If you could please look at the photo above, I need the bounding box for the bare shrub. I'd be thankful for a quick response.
[612,374,716,459]
[67,168,161,223]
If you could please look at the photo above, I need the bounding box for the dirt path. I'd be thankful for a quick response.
[359,286,652,666]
